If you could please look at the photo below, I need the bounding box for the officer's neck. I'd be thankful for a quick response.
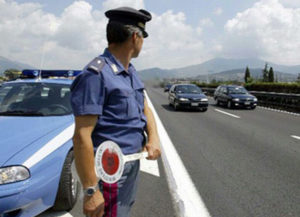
[108,45,134,71]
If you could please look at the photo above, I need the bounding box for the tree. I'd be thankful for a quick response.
[269,67,274,82]
[262,63,269,82]
[244,66,251,83]
[3,69,21,80]
[210,78,217,84]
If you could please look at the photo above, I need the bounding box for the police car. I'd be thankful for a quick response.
[0,70,81,216]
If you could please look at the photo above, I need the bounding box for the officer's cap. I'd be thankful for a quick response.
[105,7,152,38]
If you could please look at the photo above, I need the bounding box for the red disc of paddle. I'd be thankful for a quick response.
[95,141,124,184]
[101,149,120,175]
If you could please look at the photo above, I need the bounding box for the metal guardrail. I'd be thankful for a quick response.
[250,91,300,113]
[202,87,300,113]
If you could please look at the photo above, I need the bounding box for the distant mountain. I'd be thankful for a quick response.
[138,58,300,81]
[0,56,34,75]
[194,68,297,83]
[137,67,176,80]
[174,58,265,77]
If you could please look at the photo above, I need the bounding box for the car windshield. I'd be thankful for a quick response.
[0,82,72,116]
[228,87,248,94]
[176,85,202,94]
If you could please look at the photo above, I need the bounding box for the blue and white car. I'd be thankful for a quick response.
[0,70,81,217]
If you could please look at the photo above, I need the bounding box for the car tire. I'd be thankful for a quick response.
[250,105,256,110]
[168,97,172,107]
[174,101,179,111]
[216,98,220,106]
[201,108,208,112]
[52,150,80,211]
[227,100,232,109]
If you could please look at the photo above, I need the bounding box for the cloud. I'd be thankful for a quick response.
[102,0,145,11]
[213,7,223,16]
[199,18,214,27]
[54,1,105,51]
[5,0,298,71]
[0,0,103,69]
[136,10,208,69]
[0,0,209,70]
[279,0,300,8]
[223,0,300,65]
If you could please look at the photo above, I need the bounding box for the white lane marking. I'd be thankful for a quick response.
[140,157,160,177]
[291,135,300,140]
[258,106,300,116]
[215,109,240,119]
[145,92,211,217]
[23,124,75,168]
[37,211,73,217]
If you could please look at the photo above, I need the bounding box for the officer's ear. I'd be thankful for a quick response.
[132,32,139,42]
[134,31,143,39]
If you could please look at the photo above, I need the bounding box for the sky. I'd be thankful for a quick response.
[0,0,300,70]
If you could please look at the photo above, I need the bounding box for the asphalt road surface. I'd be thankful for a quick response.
[69,159,176,217]
[43,85,300,217]
[145,86,300,217]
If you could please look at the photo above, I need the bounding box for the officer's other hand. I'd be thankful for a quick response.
[83,190,105,217]
[145,140,161,160]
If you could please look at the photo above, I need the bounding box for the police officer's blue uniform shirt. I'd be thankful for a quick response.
[70,49,147,155]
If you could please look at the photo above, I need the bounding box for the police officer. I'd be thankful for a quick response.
[70,7,161,217]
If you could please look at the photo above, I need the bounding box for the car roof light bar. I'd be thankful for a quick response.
[21,69,81,78]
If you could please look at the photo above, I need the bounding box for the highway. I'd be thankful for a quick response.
[146,86,300,217]
[42,85,300,217]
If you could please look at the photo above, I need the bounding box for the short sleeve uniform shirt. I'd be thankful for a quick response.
[70,49,147,155]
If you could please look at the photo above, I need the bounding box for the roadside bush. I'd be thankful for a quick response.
[245,82,300,94]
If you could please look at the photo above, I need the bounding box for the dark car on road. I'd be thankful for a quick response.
[214,85,257,109]
[168,84,208,111]
[164,84,173,92]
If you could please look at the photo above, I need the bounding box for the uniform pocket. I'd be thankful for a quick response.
[135,88,144,106]
[108,89,137,119]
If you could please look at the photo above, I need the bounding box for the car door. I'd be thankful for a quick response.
[220,87,228,103]
[214,86,220,100]
[168,85,176,104]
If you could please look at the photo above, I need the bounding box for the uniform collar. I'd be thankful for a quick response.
[102,48,135,75]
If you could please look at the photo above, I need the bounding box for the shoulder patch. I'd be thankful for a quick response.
[86,57,105,74]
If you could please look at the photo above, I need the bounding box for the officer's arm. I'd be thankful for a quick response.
[144,98,161,160]
[73,115,99,188]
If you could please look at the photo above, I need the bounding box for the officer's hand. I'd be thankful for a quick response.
[83,190,105,217]
[145,140,161,160]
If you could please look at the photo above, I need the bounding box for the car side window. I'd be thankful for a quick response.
[0,86,13,104]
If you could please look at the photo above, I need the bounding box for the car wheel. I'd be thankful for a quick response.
[52,150,80,211]
[168,98,172,107]
[216,98,220,106]
[201,107,208,112]
[227,100,232,109]
[174,101,179,111]
[250,105,256,110]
